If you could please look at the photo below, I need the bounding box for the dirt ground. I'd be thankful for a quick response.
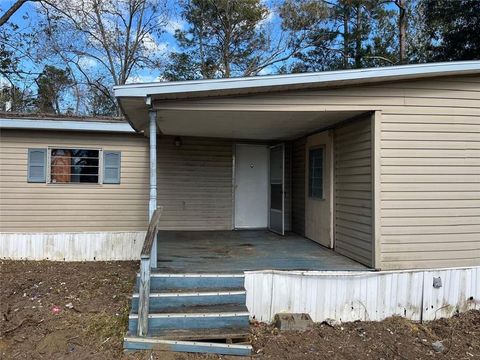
[1,260,479,360]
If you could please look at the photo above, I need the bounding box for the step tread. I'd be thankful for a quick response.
[153,303,248,314]
[127,327,249,341]
[130,303,249,317]
[124,336,252,355]
[148,271,245,277]
[133,287,246,296]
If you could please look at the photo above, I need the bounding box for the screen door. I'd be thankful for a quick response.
[269,144,285,235]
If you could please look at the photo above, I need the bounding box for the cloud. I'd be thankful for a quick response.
[78,57,98,69]
[260,9,276,26]
[164,18,186,35]
[142,33,169,54]
[125,74,160,84]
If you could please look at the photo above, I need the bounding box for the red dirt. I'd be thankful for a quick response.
[1,260,479,360]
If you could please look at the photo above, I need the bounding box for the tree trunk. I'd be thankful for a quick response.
[397,0,406,63]
[354,4,362,68]
[343,5,349,68]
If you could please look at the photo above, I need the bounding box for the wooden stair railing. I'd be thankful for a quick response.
[138,206,163,337]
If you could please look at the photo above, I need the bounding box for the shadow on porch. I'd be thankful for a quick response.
[156,230,368,273]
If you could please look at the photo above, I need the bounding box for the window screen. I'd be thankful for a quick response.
[50,149,100,184]
[309,147,324,198]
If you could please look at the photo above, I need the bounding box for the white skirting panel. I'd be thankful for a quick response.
[0,232,146,261]
[245,267,480,323]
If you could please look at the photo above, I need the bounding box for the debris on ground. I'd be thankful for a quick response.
[274,313,314,331]
[432,340,446,353]
[1,260,480,360]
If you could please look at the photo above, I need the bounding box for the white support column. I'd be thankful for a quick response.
[149,110,158,267]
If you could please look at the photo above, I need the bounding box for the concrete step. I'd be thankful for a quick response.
[130,288,246,313]
[124,336,252,356]
[136,272,245,291]
[128,304,250,333]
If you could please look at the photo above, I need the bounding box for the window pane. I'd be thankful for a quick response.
[309,148,323,198]
[270,184,283,211]
[50,149,99,184]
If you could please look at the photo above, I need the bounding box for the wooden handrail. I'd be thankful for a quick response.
[141,207,163,258]
[137,206,163,337]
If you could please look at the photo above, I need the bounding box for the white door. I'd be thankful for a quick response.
[234,144,269,228]
[269,144,285,235]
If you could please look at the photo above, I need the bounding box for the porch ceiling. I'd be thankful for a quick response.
[120,94,366,140]
[155,109,366,140]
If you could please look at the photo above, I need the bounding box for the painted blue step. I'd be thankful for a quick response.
[130,290,246,313]
[136,273,245,291]
[125,328,249,341]
[128,305,250,333]
[124,336,252,356]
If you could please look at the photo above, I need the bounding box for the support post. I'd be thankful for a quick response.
[138,256,151,336]
[149,110,158,267]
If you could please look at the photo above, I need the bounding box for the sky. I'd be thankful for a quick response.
[0,0,282,87]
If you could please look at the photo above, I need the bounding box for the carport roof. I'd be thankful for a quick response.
[114,61,480,136]
[114,61,480,101]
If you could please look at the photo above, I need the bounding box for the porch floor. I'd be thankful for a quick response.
[156,230,368,273]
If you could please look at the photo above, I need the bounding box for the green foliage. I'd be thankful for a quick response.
[419,0,480,62]
[88,85,118,117]
[35,65,73,114]
[280,0,400,72]
[167,0,270,79]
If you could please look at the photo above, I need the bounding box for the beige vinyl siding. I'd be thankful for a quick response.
[0,129,149,232]
[156,136,234,230]
[292,137,306,236]
[379,87,480,269]
[334,117,373,267]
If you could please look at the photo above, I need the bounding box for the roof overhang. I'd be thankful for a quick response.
[114,61,480,137]
[115,61,480,100]
[0,118,135,133]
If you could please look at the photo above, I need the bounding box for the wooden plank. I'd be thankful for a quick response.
[141,207,163,257]
[137,258,151,337]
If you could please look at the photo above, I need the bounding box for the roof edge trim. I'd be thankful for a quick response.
[114,61,480,99]
[0,118,135,133]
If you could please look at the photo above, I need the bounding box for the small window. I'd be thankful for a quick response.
[49,148,100,184]
[309,147,324,199]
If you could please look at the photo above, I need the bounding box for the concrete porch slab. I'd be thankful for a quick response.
[156,230,368,273]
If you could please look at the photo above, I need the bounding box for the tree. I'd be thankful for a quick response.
[35,65,72,113]
[167,0,301,80]
[419,0,480,62]
[280,0,400,72]
[0,0,39,27]
[37,0,168,110]
[88,84,118,116]
[0,83,35,112]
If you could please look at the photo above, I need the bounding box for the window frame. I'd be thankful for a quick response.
[46,146,104,185]
[308,145,325,200]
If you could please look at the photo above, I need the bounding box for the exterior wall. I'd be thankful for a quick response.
[291,138,306,236]
[1,231,145,261]
[377,76,480,269]
[245,266,480,323]
[334,117,373,267]
[0,129,149,232]
[156,136,234,230]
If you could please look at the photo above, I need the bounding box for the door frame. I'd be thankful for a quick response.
[268,143,285,235]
